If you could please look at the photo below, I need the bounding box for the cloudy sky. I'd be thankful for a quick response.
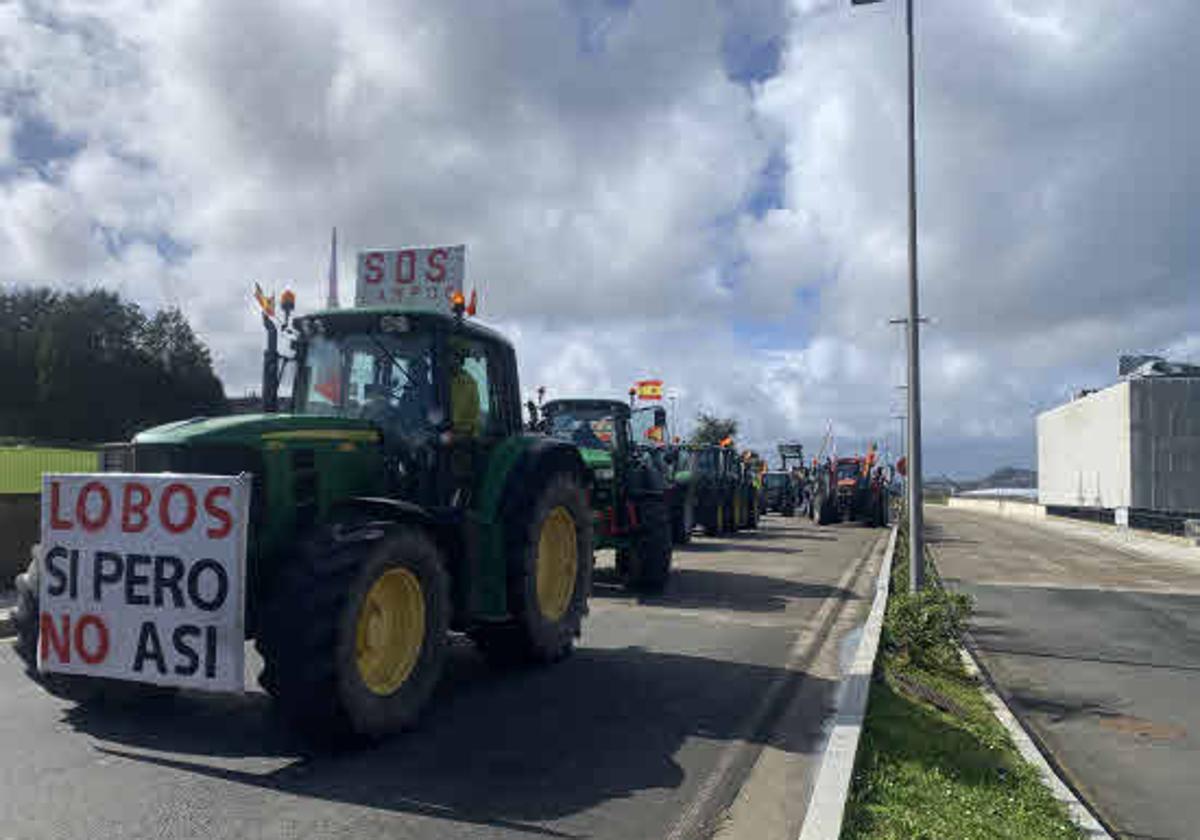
[2,0,1198,477]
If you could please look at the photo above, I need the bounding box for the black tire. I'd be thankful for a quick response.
[671,494,694,545]
[14,549,175,706]
[702,500,723,537]
[470,471,593,665]
[626,495,672,593]
[256,522,450,741]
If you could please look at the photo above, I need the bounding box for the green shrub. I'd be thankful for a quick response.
[883,585,973,670]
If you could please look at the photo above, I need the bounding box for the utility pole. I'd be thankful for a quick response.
[858,0,924,589]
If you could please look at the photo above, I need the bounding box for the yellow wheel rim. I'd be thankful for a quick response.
[536,506,578,622]
[355,567,425,696]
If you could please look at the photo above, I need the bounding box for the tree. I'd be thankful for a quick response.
[0,287,227,443]
[691,412,738,446]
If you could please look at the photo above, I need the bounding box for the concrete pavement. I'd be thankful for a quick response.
[929,506,1200,840]
[0,517,884,840]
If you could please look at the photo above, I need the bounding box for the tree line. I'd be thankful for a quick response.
[0,288,227,444]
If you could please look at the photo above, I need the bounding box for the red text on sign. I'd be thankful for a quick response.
[40,613,110,665]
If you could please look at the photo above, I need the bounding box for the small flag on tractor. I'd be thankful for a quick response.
[635,379,664,400]
[645,425,665,443]
[466,289,477,316]
[254,283,275,319]
[719,436,733,448]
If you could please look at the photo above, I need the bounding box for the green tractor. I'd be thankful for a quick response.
[762,471,798,516]
[14,299,595,740]
[630,405,695,545]
[733,451,763,531]
[688,445,740,536]
[539,399,674,592]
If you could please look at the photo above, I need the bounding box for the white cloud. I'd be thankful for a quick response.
[2,0,1199,476]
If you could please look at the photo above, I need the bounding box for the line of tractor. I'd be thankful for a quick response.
[12,282,890,744]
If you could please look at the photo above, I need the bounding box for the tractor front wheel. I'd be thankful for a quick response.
[672,496,694,545]
[470,471,593,665]
[256,523,450,741]
[13,550,175,707]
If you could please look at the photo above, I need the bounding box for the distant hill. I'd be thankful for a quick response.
[925,466,1037,495]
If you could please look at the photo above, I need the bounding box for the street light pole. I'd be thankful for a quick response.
[902,0,925,591]
[855,0,924,589]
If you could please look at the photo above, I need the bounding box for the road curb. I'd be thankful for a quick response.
[960,640,1115,839]
[796,523,897,840]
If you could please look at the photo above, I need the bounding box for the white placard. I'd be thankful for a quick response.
[355,245,465,312]
[38,473,250,692]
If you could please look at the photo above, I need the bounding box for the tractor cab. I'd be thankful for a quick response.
[540,398,674,591]
[289,308,522,508]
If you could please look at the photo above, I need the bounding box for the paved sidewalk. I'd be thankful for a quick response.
[929,506,1200,840]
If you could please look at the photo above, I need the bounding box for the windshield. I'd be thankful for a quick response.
[837,461,861,481]
[693,449,721,474]
[764,473,787,489]
[297,332,436,432]
[631,408,665,445]
[546,405,617,451]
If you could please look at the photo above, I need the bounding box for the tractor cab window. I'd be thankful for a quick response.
[693,449,721,474]
[836,461,860,481]
[764,473,787,489]
[546,407,617,451]
[297,332,436,439]
[447,338,500,438]
[630,409,666,445]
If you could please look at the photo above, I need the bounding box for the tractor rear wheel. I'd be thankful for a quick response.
[256,522,450,741]
[470,471,593,665]
[703,501,723,536]
[625,495,672,593]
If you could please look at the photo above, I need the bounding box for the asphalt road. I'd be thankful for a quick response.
[0,517,883,840]
[929,506,1200,840]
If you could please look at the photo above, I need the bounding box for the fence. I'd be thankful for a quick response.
[0,446,100,495]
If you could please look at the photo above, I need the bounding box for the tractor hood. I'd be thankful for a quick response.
[134,413,381,447]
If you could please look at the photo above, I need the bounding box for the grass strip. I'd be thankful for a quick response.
[841,521,1082,840]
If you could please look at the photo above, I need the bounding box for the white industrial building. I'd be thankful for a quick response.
[1037,358,1200,517]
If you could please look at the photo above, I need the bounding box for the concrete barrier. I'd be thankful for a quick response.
[0,494,38,587]
[946,496,1047,520]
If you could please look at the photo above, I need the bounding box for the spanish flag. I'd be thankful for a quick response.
[254,283,275,319]
[635,379,663,400]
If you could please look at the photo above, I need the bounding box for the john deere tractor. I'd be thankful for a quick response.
[689,445,739,536]
[762,471,797,516]
[733,451,762,530]
[630,405,695,545]
[14,299,594,740]
[539,399,674,592]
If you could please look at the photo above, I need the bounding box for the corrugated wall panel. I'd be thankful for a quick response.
[1130,378,1200,513]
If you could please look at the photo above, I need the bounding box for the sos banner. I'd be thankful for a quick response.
[38,473,250,692]
[355,245,465,313]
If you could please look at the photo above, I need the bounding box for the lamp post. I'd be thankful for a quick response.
[855,0,924,589]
